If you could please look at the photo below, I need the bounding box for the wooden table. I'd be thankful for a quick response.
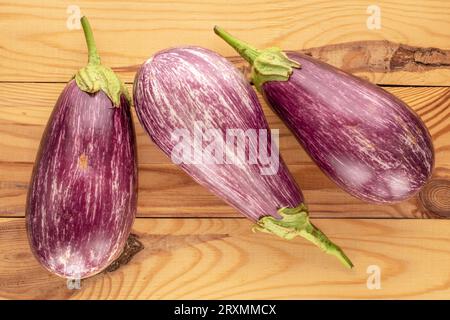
[0,0,449,299]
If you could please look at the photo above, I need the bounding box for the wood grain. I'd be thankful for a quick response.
[0,0,449,84]
[0,85,448,166]
[0,217,449,299]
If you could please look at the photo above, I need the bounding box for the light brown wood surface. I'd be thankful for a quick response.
[1,0,449,300]
[0,217,449,299]
[0,0,449,84]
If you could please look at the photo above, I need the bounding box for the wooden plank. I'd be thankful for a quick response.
[0,85,448,166]
[1,161,449,219]
[0,217,449,299]
[0,0,449,84]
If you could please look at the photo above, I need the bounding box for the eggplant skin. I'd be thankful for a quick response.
[134,47,302,222]
[262,53,434,203]
[26,80,137,279]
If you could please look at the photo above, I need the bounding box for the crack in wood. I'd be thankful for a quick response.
[104,233,144,273]
[390,45,450,70]
[102,232,229,274]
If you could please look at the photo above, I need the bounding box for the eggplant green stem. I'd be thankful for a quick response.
[214,26,301,92]
[80,16,100,66]
[213,26,260,64]
[74,16,131,107]
[253,204,353,269]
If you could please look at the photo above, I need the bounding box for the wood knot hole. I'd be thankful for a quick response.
[419,179,450,218]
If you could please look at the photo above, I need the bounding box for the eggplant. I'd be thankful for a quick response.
[26,17,137,279]
[214,27,434,203]
[133,46,352,267]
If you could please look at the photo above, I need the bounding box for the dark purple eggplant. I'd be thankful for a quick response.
[214,27,434,204]
[133,46,352,268]
[26,17,137,279]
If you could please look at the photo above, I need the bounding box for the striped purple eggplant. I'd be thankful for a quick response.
[26,17,137,279]
[214,27,434,204]
[133,46,352,268]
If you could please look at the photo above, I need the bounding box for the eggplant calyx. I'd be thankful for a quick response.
[75,64,131,107]
[213,26,300,92]
[253,204,354,269]
[251,48,300,92]
[74,16,131,107]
